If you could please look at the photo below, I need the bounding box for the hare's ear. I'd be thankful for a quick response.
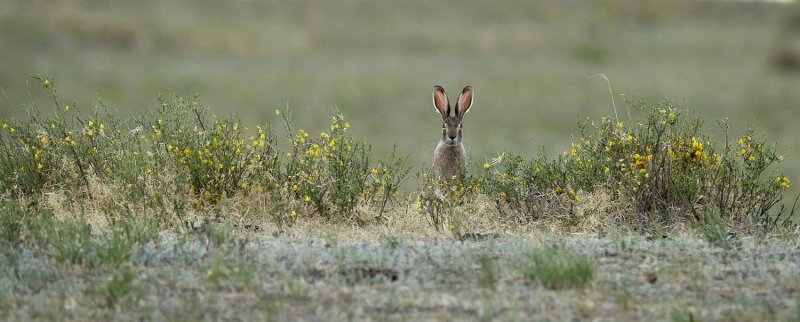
[432,85,450,119]
[456,86,474,119]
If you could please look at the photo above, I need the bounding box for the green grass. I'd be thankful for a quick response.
[521,244,595,290]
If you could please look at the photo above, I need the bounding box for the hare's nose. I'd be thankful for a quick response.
[448,133,457,140]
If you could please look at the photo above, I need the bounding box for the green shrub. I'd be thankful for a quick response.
[143,94,279,205]
[478,97,794,233]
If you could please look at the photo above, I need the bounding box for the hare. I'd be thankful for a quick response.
[432,85,474,181]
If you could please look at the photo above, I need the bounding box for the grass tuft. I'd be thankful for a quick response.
[521,243,595,290]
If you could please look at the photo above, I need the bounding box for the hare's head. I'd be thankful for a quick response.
[432,85,474,146]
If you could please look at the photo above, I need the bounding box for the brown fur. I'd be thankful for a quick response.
[433,140,466,180]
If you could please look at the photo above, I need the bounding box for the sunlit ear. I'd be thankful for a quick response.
[432,85,450,119]
[456,86,473,118]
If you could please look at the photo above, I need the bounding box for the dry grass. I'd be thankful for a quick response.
[33,179,702,244]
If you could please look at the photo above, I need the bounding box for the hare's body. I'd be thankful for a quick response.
[433,141,466,180]
[431,85,474,181]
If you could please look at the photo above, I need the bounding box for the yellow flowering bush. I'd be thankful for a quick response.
[0,80,412,225]
[144,95,279,204]
[0,76,138,199]
[475,97,793,232]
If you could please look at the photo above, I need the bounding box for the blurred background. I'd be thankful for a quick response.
[1,0,799,194]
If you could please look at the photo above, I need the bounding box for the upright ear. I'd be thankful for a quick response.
[432,85,450,119]
[456,86,474,119]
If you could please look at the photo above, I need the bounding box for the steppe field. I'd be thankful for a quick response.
[1,0,800,321]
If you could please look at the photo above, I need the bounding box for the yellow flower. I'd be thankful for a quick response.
[555,186,564,195]
[483,163,490,170]
[304,195,311,203]
[86,129,94,137]
[748,155,756,162]
[570,189,580,201]
[344,122,350,129]
[604,167,610,174]
[241,182,248,189]
[43,79,51,87]
[37,163,43,170]
[777,176,790,190]
[290,210,297,217]
[88,120,94,127]
[1,123,7,129]
[64,105,69,111]
[371,168,378,175]
[145,168,152,174]
[275,109,280,116]
[9,128,15,134]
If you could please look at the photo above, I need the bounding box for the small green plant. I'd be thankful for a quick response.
[701,210,733,248]
[205,221,234,249]
[522,244,595,290]
[94,227,134,268]
[103,264,137,307]
[670,306,699,322]
[204,255,254,290]
[363,146,411,216]
[47,218,93,266]
[479,152,574,221]
[477,253,499,292]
